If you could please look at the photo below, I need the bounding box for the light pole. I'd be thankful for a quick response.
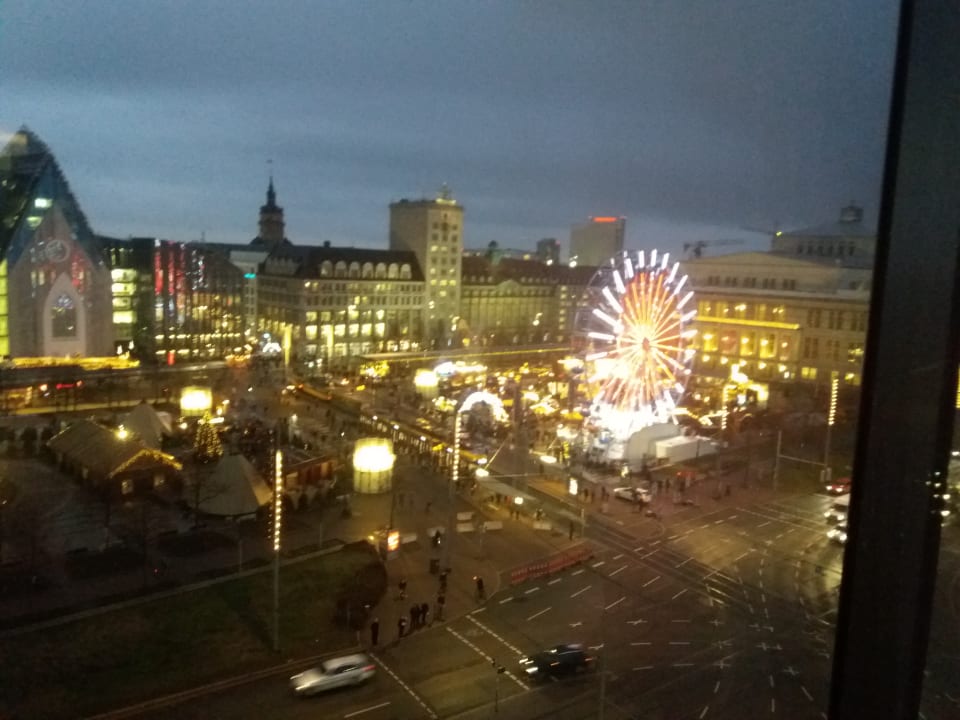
[823,371,839,485]
[272,444,283,652]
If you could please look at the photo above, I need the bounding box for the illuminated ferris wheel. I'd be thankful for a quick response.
[575,249,697,439]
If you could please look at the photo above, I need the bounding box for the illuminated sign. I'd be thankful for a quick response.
[244,272,256,279]
[591,216,620,223]
[180,386,213,416]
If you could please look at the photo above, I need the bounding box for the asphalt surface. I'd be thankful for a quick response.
[129,488,852,720]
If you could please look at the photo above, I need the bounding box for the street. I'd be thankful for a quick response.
[133,488,845,720]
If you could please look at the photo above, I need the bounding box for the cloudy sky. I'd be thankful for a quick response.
[1,0,899,257]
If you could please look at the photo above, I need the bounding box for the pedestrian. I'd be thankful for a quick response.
[410,604,419,629]
[436,592,446,621]
[420,601,430,626]
[439,568,449,591]
[475,575,485,600]
[398,617,407,639]
[398,577,408,600]
[370,618,380,646]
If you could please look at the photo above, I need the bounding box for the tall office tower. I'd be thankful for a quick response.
[389,186,464,344]
[569,216,626,267]
[536,238,561,264]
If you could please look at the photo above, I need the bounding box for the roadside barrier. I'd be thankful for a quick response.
[507,543,593,585]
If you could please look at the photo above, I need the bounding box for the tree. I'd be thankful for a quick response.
[194,413,223,464]
[189,414,226,528]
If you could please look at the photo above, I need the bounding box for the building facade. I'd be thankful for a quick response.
[460,255,594,347]
[569,216,626,267]
[257,244,425,371]
[679,205,875,406]
[389,187,463,344]
[0,128,113,358]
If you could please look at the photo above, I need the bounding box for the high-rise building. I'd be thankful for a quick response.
[569,216,626,267]
[536,238,560,264]
[389,186,463,344]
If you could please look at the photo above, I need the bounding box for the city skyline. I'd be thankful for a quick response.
[1,1,897,256]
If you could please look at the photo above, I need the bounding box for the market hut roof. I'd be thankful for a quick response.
[47,419,182,479]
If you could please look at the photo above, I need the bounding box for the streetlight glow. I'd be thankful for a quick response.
[273,449,283,552]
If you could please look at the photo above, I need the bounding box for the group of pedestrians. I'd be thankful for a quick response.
[370,576,447,646]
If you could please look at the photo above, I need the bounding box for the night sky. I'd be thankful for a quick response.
[0,1,900,257]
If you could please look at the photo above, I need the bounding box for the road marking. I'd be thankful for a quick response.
[446,627,528,689]
[627,619,646,626]
[613,553,624,560]
[370,653,437,718]
[499,596,514,605]
[609,564,629,577]
[591,561,606,568]
[672,662,695,667]
[641,549,659,559]
[758,521,771,528]
[771,699,776,713]
[631,641,651,646]
[669,641,691,646]
[700,705,710,718]
[666,535,679,541]
[634,545,646,552]
[633,665,654,670]
[734,552,749,562]
[801,685,813,701]
[769,674,775,688]
[671,589,687,600]
[344,701,391,718]
[714,680,721,694]
[699,523,710,530]
[714,519,724,525]
[570,585,592,598]
[547,578,562,586]
[526,606,551,621]
[466,615,525,656]
[605,596,626,611]
[643,575,660,587]
[524,587,540,595]
[676,557,692,568]
[671,618,691,623]
[471,606,486,614]
[572,569,585,576]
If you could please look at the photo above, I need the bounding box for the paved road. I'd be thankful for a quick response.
[130,489,846,720]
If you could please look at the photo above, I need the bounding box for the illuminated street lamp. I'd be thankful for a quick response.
[823,372,840,484]
[272,446,283,652]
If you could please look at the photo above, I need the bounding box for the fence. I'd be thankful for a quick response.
[507,543,593,585]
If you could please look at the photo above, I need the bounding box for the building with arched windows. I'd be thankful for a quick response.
[0,128,113,358]
[256,243,424,371]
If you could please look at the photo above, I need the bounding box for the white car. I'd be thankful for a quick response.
[612,486,652,503]
[290,654,376,696]
[827,521,848,545]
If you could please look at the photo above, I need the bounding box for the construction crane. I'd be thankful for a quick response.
[682,238,745,259]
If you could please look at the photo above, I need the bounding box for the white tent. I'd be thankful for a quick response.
[192,454,272,517]
[123,403,172,450]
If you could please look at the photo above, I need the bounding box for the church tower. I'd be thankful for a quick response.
[257,177,285,249]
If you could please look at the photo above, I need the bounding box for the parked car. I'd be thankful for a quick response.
[290,654,376,696]
[612,486,652,503]
[519,644,595,680]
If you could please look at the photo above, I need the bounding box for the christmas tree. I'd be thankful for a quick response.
[194,412,223,464]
